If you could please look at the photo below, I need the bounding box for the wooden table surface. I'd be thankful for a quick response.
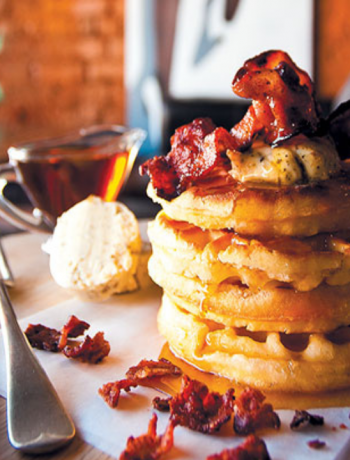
[0,232,113,459]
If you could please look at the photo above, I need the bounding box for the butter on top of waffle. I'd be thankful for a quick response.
[228,136,341,186]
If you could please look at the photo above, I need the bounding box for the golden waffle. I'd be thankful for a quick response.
[158,295,350,392]
[149,211,350,291]
[149,256,350,333]
[147,164,350,238]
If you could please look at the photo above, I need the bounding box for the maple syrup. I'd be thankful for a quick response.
[158,343,350,410]
[17,147,129,226]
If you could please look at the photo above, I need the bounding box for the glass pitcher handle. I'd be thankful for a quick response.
[0,163,52,233]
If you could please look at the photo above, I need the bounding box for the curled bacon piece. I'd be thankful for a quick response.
[207,435,271,460]
[25,324,61,352]
[120,414,175,460]
[63,332,110,363]
[169,375,235,434]
[58,315,90,350]
[233,388,280,435]
[140,118,235,199]
[99,378,137,408]
[99,359,182,408]
[231,50,321,149]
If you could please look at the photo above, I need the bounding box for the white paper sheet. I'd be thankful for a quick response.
[1,285,350,459]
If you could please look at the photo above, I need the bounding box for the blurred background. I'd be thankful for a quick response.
[0,0,349,230]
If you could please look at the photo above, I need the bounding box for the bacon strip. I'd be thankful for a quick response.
[230,50,321,149]
[140,119,235,199]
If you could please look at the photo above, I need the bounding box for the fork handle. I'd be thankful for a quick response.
[0,281,75,453]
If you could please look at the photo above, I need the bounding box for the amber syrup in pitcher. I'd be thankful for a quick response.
[16,131,130,225]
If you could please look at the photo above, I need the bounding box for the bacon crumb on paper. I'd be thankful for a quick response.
[233,388,280,435]
[290,410,324,431]
[58,314,90,349]
[169,375,235,434]
[207,435,271,460]
[119,414,175,460]
[99,379,137,408]
[25,315,110,363]
[25,323,61,352]
[126,358,182,381]
[63,331,110,363]
[307,439,326,450]
[152,396,171,412]
[99,359,182,408]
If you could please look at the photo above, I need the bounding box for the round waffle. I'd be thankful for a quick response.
[147,164,350,238]
[149,256,350,333]
[149,211,350,291]
[158,295,350,392]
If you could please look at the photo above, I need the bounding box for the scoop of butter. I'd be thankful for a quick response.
[49,195,151,300]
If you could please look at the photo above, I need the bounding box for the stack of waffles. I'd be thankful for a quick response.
[146,169,350,393]
[141,50,350,394]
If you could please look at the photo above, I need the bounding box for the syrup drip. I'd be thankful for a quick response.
[158,343,350,410]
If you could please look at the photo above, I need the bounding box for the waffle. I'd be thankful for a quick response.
[147,164,350,238]
[158,295,350,392]
[149,256,350,334]
[149,211,350,291]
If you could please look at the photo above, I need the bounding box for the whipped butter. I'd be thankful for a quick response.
[228,137,341,186]
[50,196,145,300]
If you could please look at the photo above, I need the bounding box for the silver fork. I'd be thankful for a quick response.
[0,236,75,453]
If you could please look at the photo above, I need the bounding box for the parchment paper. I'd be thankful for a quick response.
[1,286,350,459]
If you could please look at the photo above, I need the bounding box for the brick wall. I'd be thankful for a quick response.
[317,0,350,100]
[0,0,125,158]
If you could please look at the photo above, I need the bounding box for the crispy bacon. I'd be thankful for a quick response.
[140,118,235,199]
[119,414,175,460]
[233,388,280,435]
[169,375,235,434]
[324,100,350,160]
[231,50,321,149]
[307,439,326,450]
[100,359,182,408]
[207,435,271,460]
[25,323,61,352]
[99,378,137,408]
[152,396,171,412]
[126,358,182,381]
[290,410,324,431]
[58,315,90,350]
[63,332,110,363]
[26,316,110,364]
